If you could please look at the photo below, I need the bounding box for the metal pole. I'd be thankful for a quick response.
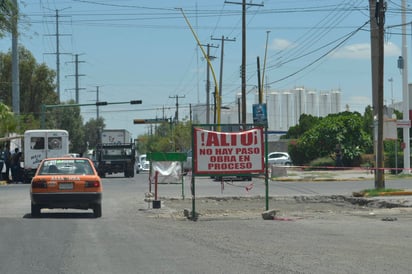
[401,0,410,174]
[55,10,60,100]
[96,86,100,119]
[206,44,211,124]
[262,31,270,98]
[11,0,19,115]
[241,0,246,126]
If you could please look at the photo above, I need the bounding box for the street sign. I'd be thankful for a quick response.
[396,120,411,128]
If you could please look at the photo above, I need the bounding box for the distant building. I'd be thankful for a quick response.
[191,87,341,134]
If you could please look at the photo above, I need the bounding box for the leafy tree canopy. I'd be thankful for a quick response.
[0,46,57,120]
[289,111,373,166]
[137,120,192,154]
[0,102,17,136]
[0,0,17,37]
[54,100,85,154]
[84,117,106,150]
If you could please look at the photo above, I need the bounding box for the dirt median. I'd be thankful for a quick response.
[142,195,412,221]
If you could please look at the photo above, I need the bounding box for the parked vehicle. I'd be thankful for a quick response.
[23,129,70,183]
[136,154,150,173]
[30,157,102,218]
[267,152,292,166]
[96,129,135,178]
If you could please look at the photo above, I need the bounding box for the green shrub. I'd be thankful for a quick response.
[308,156,335,169]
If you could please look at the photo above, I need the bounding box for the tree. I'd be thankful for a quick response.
[0,0,17,37]
[0,102,17,136]
[54,100,85,154]
[283,114,320,139]
[289,111,372,166]
[84,117,106,150]
[136,120,192,154]
[362,105,374,139]
[0,46,57,120]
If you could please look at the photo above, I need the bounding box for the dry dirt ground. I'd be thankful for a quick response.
[144,195,412,221]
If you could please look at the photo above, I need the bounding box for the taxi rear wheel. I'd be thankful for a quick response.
[31,203,41,217]
[93,204,102,218]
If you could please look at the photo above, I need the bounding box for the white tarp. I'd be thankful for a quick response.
[151,161,182,183]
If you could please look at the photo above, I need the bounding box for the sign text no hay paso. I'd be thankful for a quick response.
[193,127,264,175]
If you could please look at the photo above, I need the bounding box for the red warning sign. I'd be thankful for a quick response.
[193,127,264,175]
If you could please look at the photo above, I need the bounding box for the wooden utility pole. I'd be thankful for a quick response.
[369,0,385,188]
[225,0,263,127]
[211,36,235,123]
[257,57,262,104]
[169,95,185,122]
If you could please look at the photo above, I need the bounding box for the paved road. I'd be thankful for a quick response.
[1,174,412,273]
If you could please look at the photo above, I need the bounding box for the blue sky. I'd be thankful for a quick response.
[0,0,410,138]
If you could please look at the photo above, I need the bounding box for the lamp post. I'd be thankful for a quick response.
[388,77,394,105]
[41,100,142,128]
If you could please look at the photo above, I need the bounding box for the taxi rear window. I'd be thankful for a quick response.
[39,159,94,175]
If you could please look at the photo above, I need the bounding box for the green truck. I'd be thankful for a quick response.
[96,129,135,178]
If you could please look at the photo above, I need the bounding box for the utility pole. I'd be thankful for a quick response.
[45,8,71,101]
[388,77,394,105]
[369,0,385,188]
[211,36,235,122]
[169,95,185,122]
[257,57,262,104]
[262,30,271,99]
[401,0,410,174]
[225,0,264,127]
[376,0,385,188]
[11,0,19,115]
[67,54,85,103]
[202,44,218,124]
[88,86,101,119]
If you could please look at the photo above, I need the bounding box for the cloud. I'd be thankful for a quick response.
[269,38,296,51]
[331,42,401,59]
[384,41,401,56]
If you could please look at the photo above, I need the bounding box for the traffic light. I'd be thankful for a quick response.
[133,118,169,124]
[130,100,142,104]
[95,101,108,106]
[133,119,146,124]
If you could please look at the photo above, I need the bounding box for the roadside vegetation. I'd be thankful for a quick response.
[356,188,405,197]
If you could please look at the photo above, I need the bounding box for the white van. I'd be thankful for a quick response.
[23,129,69,182]
[136,154,150,173]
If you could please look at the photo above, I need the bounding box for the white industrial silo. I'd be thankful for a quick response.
[306,90,318,116]
[330,89,341,114]
[282,91,294,129]
[294,87,306,124]
[319,92,330,117]
[266,91,281,131]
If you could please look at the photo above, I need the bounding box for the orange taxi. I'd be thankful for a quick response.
[30,157,102,218]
